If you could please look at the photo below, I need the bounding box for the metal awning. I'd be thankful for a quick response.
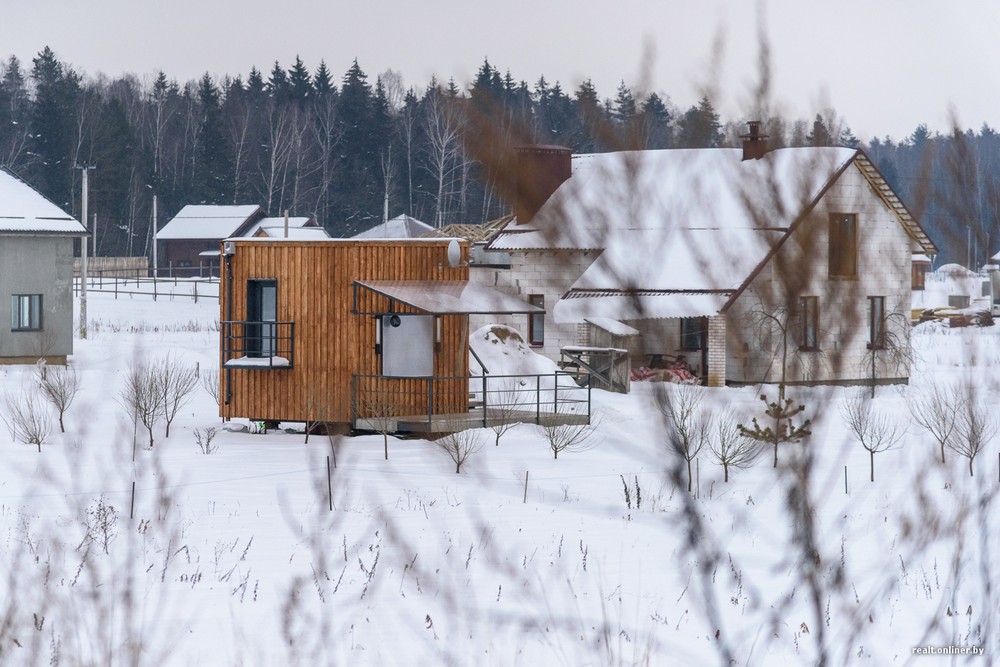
[354,280,544,315]
[553,291,731,323]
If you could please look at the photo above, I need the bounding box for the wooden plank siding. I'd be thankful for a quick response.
[220,239,471,425]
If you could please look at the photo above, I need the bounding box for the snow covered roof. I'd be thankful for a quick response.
[584,317,640,336]
[554,292,732,323]
[491,147,868,319]
[356,280,544,315]
[351,215,434,239]
[245,216,314,237]
[157,205,263,240]
[0,169,87,235]
[253,224,328,240]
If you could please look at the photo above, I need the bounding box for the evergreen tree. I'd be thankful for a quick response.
[676,96,722,148]
[806,114,832,146]
[30,47,81,210]
[267,61,290,102]
[246,67,266,98]
[313,60,334,98]
[194,72,230,203]
[288,56,312,105]
[0,55,30,169]
[639,92,672,149]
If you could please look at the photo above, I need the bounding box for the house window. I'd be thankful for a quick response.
[912,263,927,291]
[829,213,858,278]
[246,279,277,356]
[679,317,705,350]
[867,296,886,350]
[799,296,819,350]
[528,294,544,346]
[11,294,42,331]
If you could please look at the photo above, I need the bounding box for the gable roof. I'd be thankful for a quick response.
[0,169,87,235]
[157,205,263,240]
[351,214,434,239]
[244,216,314,237]
[489,146,933,321]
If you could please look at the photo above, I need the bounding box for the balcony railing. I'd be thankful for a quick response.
[351,371,591,433]
[222,320,295,369]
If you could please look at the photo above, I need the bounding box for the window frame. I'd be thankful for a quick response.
[679,317,705,351]
[867,295,886,350]
[527,294,545,347]
[10,294,43,332]
[799,296,819,351]
[829,212,858,279]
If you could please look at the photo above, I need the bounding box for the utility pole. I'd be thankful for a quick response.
[77,162,95,340]
[152,190,159,277]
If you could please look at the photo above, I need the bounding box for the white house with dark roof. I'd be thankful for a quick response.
[487,134,937,388]
[0,169,88,364]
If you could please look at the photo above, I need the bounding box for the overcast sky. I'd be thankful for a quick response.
[3,1,998,141]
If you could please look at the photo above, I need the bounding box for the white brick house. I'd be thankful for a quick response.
[486,137,936,388]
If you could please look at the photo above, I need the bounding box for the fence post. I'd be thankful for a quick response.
[553,372,559,414]
[427,377,434,427]
[536,375,541,424]
[523,470,529,504]
[482,373,488,428]
[194,281,198,303]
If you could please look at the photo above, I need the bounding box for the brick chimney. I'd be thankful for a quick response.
[741,120,769,161]
[514,145,572,224]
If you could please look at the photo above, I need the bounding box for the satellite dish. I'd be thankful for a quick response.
[446,239,461,268]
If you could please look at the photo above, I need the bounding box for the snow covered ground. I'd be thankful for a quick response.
[0,281,996,665]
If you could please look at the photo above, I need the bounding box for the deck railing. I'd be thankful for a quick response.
[221,320,295,369]
[351,371,591,432]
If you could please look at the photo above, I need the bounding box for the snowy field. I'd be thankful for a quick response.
[0,281,997,666]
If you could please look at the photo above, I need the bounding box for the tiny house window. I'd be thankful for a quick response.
[11,294,42,331]
[799,296,819,350]
[679,317,705,350]
[867,296,886,350]
[246,279,277,357]
[829,213,858,278]
[528,294,544,346]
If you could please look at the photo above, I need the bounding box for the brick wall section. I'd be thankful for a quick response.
[469,250,598,357]
[725,160,914,385]
[706,315,726,386]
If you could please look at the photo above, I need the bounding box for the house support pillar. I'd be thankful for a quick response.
[706,315,726,387]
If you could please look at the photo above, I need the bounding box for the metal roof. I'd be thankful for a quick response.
[355,280,544,315]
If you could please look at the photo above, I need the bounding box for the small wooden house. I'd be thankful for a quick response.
[219,238,549,431]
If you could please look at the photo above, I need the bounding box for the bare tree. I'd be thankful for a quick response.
[119,362,165,448]
[484,378,526,447]
[907,382,962,463]
[423,85,465,228]
[35,362,81,433]
[355,379,398,460]
[435,426,485,473]
[656,383,707,492]
[541,409,598,460]
[2,386,52,452]
[708,408,762,482]
[200,367,220,406]
[158,355,198,438]
[840,390,905,482]
[949,388,998,476]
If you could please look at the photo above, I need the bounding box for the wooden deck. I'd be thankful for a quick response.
[354,406,590,435]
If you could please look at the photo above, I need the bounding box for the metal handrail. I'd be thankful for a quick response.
[221,320,295,369]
